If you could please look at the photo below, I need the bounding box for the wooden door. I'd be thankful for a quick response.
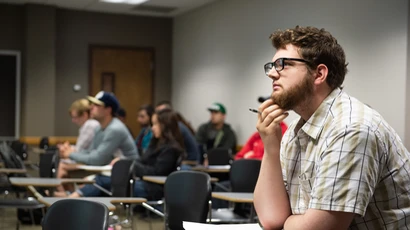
[89,46,154,138]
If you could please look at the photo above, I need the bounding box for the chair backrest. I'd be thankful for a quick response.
[10,141,28,161]
[42,199,109,230]
[39,137,49,149]
[39,149,58,178]
[111,159,135,197]
[165,171,211,230]
[0,141,25,170]
[230,159,261,192]
[206,148,232,165]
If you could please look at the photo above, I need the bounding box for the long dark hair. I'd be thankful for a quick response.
[139,104,154,126]
[149,109,185,152]
[175,112,195,135]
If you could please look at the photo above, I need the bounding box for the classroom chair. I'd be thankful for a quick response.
[42,199,109,230]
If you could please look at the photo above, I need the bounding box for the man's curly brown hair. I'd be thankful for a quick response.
[270,26,348,90]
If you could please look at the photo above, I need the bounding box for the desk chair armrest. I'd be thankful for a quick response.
[93,183,113,196]
[27,185,44,200]
[208,200,212,223]
[142,202,165,218]
[214,182,231,192]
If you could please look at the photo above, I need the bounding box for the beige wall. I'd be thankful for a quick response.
[173,0,409,144]
[0,3,173,137]
[54,9,173,136]
[24,4,56,136]
[406,1,410,150]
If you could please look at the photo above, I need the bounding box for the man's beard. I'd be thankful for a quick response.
[271,73,314,110]
[91,113,102,122]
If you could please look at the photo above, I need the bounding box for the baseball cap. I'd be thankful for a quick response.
[207,102,226,114]
[87,91,120,113]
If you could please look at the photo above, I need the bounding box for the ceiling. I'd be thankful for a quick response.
[0,0,219,17]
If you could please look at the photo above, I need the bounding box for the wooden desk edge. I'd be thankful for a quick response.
[211,193,254,203]
[110,198,147,204]
[60,179,95,184]
[142,176,165,184]
[38,197,147,209]
[0,168,27,174]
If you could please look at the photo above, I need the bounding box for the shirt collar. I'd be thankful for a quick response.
[293,88,342,140]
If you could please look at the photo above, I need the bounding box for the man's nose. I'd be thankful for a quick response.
[267,68,280,80]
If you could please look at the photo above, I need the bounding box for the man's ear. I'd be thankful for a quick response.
[313,64,328,85]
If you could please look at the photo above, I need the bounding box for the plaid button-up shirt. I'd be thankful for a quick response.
[280,88,410,229]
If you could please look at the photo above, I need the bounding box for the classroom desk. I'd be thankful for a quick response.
[62,163,112,178]
[0,168,27,174]
[73,164,112,172]
[142,175,219,184]
[9,177,94,187]
[191,165,231,173]
[212,192,256,223]
[39,197,147,211]
[211,192,254,203]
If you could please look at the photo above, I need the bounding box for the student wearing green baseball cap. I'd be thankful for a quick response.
[196,102,237,162]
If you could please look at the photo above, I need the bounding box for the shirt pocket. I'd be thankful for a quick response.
[298,173,314,209]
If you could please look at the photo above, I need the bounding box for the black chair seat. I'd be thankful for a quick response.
[0,197,45,209]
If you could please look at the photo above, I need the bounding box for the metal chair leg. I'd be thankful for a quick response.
[15,218,19,230]
[208,200,212,223]
[249,205,255,223]
[29,209,35,226]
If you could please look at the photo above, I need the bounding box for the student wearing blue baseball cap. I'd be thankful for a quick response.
[56,91,139,197]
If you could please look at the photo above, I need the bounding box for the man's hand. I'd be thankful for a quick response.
[59,144,74,159]
[109,157,121,166]
[254,99,291,229]
[256,98,288,152]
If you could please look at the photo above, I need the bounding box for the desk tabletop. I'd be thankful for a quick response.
[142,176,167,184]
[191,165,231,173]
[0,168,27,174]
[212,192,254,203]
[10,177,61,187]
[39,197,147,211]
[74,164,112,172]
[142,175,219,185]
[10,177,94,187]
[60,178,95,184]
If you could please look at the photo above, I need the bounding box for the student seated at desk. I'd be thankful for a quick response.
[134,104,154,155]
[58,99,100,153]
[55,91,138,196]
[155,101,199,164]
[68,109,184,200]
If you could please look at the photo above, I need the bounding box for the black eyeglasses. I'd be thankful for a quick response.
[264,58,310,75]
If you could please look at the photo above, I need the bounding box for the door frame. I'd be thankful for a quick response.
[88,45,155,102]
[0,50,21,140]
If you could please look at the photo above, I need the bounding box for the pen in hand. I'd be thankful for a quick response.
[249,108,261,114]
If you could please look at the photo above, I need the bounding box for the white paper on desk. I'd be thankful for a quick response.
[183,222,262,230]
[207,165,231,170]
[76,165,112,171]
